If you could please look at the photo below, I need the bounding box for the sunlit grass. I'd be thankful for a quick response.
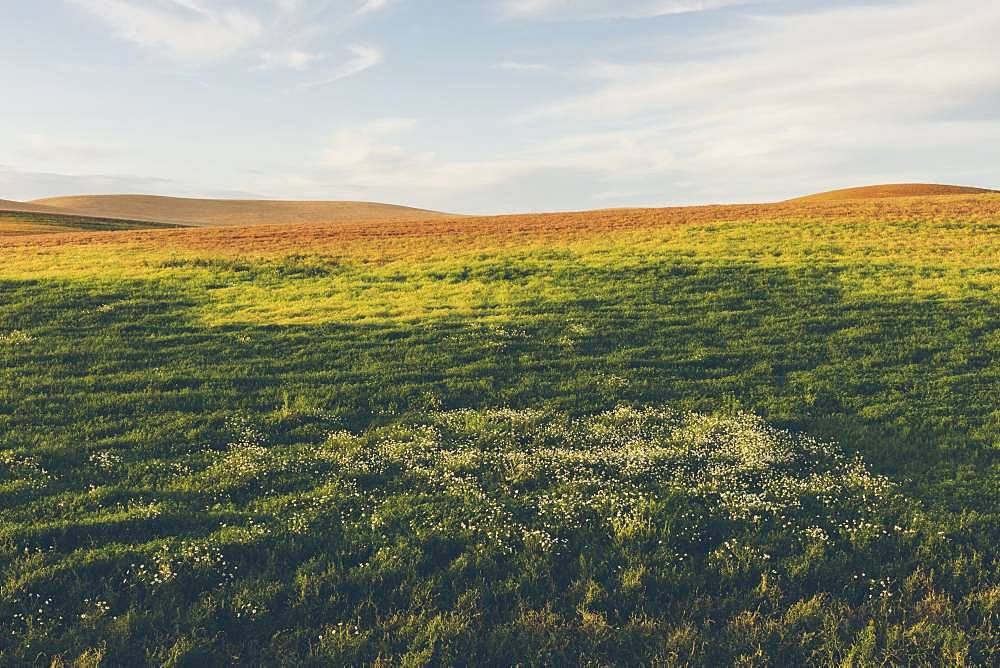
[1,195,998,664]
[4,197,1000,325]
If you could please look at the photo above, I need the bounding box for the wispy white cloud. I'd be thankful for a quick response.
[273,0,302,14]
[316,118,536,196]
[313,117,676,203]
[257,49,324,71]
[322,118,419,171]
[68,0,263,62]
[67,0,389,82]
[502,0,753,20]
[498,61,551,72]
[533,2,1000,123]
[303,45,383,86]
[356,0,390,15]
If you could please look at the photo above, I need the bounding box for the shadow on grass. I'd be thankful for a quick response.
[1,262,997,511]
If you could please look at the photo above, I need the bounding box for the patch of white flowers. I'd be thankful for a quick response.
[201,417,339,498]
[0,330,34,346]
[126,540,237,588]
[323,407,910,555]
[232,599,266,620]
[79,597,111,622]
[0,452,54,490]
[116,406,908,593]
[451,323,529,352]
[9,592,62,630]
[88,450,123,474]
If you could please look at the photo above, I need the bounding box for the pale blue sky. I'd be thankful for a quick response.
[1,0,998,213]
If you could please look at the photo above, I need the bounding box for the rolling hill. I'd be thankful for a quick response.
[1,189,998,665]
[0,197,189,236]
[29,194,456,227]
[0,210,184,236]
[0,198,81,216]
[0,198,186,236]
[6,185,996,235]
[790,183,997,202]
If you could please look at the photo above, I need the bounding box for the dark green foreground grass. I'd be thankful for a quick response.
[1,257,998,665]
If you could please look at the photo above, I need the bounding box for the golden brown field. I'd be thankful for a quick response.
[27,194,456,227]
[0,198,81,216]
[5,192,999,261]
[789,183,997,202]
[6,185,992,239]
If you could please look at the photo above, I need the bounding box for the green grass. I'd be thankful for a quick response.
[1,207,998,665]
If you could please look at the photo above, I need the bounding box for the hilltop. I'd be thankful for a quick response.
[0,198,182,236]
[28,194,456,227]
[0,198,78,216]
[6,186,997,234]
[790,183,997,202]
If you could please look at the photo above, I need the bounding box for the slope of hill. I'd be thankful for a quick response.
[0,198,188,236]
[0,198,82,215]
[790,183,997,202]
[1,192,998,665]
[31,194,456,227]
[0,210,184,236]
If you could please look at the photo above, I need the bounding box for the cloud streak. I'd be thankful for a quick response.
[502,0,753,20]
[257,49,324,71]
[356,0,390,15]
[68,0,263,62]
[498,61,551,72]
[303,45,383,86]
[67,0,390,82]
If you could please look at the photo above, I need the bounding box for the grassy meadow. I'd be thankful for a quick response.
[1,194,999,665]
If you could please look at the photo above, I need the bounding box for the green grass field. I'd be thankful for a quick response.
[1,195,998,665]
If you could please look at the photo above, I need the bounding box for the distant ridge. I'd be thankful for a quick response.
[790,183,998,202]
[0,198,83,216]
[29,194,456,227]
[0,197,183,236]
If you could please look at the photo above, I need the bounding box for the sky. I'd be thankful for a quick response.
[1,0,999,213]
